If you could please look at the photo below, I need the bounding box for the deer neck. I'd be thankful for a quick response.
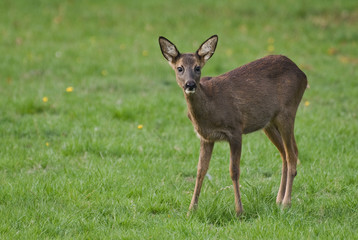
[184,85,210,122]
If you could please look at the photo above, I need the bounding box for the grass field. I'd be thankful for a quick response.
[1,0,358,239]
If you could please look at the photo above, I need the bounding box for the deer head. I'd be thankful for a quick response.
[159,35,218,94]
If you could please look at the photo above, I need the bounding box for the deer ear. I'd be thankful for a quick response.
[159,36,180,64]
[196,35,218,65]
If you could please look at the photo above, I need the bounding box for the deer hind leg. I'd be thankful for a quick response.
[264,123,287,204]
[275,114,298,207]
[188,140,214,214]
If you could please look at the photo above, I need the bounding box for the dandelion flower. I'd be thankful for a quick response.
[142,50,148,57]
[225,49,233,57]
[338,56,349,64]
[46,142,50,147]
[267,37,275,44]
[137,124,143,129]
[267,45,275,53]
[66,86,74,92]
[327,47,337,56]
[42,97,48,103]
[101,70,108,76]
[304,101,310,107]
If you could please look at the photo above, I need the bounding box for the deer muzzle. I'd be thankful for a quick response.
[184,81,197,94]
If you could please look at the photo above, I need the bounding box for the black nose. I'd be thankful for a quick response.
[185,81,196,90]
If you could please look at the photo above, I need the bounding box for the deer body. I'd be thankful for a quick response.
[159,35,307,216]
[187,55,306,140]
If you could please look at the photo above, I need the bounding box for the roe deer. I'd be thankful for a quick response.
[158,35,307,216]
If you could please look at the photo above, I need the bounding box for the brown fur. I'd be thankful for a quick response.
[159,35,307,216]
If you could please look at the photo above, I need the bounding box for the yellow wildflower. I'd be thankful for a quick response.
[137,124,143,129]
[66,86,74,92]
[142,50,148,57]
[304,101,310,107]
[101,70,108,76]
[42,97,48,103]
[267,45,275,53]
[46,142,50,147]
[338,56,349,64]
[327,47,337,56]
[225,49,233,57]
[267,37,275,44]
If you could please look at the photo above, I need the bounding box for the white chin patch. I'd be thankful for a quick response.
[185,89,196,94]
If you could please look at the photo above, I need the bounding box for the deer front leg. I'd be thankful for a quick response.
[188,139,214,214]
[229,136,243,216]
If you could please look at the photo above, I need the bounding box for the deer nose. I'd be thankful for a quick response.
[184,81,197,91]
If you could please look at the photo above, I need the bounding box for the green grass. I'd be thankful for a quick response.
[1,0,358,238]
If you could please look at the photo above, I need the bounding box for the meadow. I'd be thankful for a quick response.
[0,0,357,239]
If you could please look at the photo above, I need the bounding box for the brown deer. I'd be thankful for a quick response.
[158,35,307,216]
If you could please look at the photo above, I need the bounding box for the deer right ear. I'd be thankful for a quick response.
[159,37,180,65]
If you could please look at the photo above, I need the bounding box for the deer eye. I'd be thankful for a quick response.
[194,66,201,73]
[177,66,183,73]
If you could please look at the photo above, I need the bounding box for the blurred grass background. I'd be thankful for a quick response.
[0,0,357,239]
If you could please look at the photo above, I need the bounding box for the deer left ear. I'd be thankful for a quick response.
[196,35,218,65]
